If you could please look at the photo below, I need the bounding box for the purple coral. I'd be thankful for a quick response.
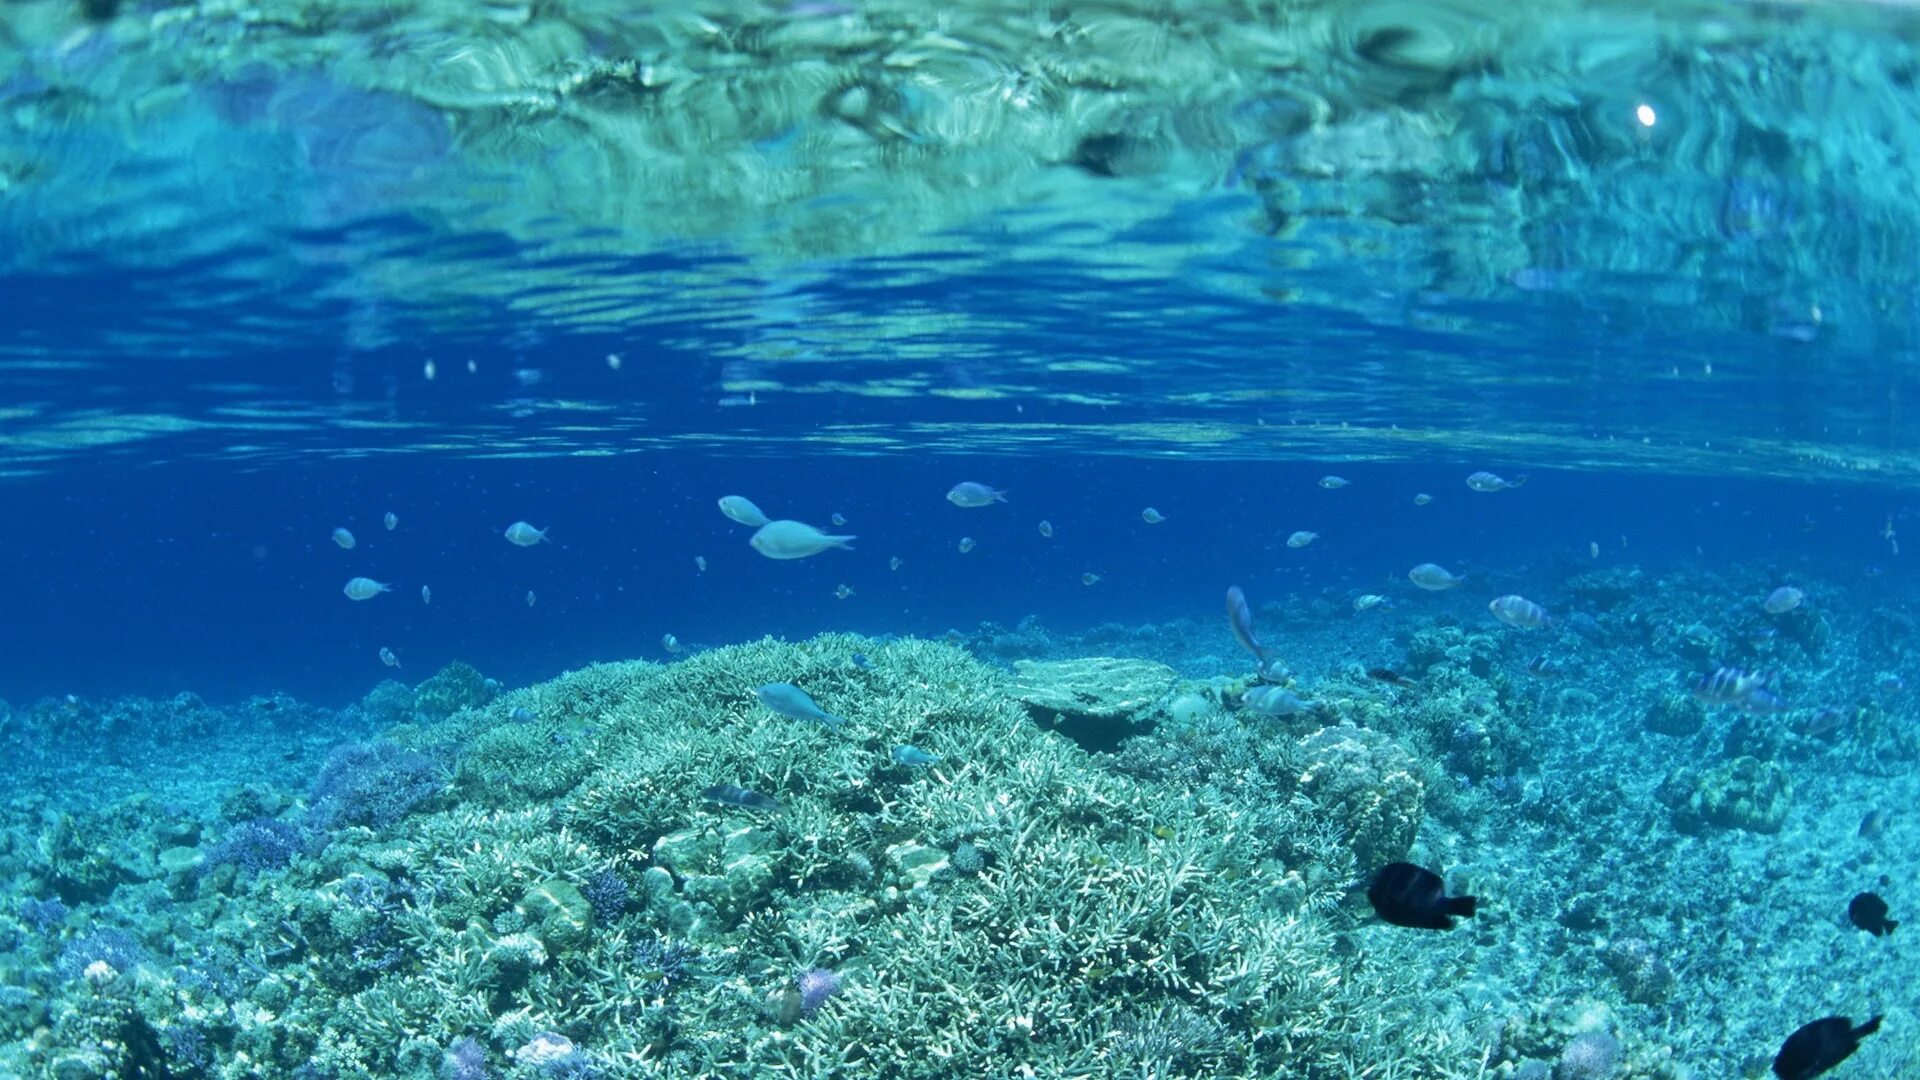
[1554,1030,1622,1080]
[439,1036,489,1080]
[204,818,311,877]
[796,967,842,1015]
[309,741,445,830]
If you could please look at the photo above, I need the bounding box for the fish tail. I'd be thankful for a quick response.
[1511,474,1529,487]
[831,535,857,550]
[1445,895,1478,918]
[819,713,847,730]
[1855,1016,1883,1038]
[1887,919,1900,934]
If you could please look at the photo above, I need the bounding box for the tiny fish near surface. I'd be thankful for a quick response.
[1368,862,1477,931]
[1771,1015,1880,1080]
[702,784,781,811]
[344,577,391,600]
[1465,471,1526,492]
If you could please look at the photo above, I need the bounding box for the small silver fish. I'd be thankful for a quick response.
[384,511,398,530]
[958,537,976,553]
[1353,594,1392,613]
[510,706,535,722]
[946,482,1007,508]
[1319,476,1349,489]
[891,745,941,767]
[702,784,780,811]
[1763,586,1804,614]
[378,647,400,668]
[756,683,846,729]
[1408,563,1462,591]
[526,591,537,607]
[1465,471,1526,492]
[420,585,431,605]
[1286,531,1318,549]
[1141,507,1166,524]
[1038,520,1054,538]
[831,512,847,526]
[661,633,683,655]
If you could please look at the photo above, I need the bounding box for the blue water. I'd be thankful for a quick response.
[4,3,1919,1078]
[4,459,1904,703]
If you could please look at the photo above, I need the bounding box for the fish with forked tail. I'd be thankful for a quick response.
[1367,862,1477,930]
[1772,1015,1880,1080]
[1226,585,1279,671]
[702,784,780,811]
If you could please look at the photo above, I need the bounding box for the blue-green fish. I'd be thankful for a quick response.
[891,745,940,766]
[756,683,846,729]
[702,784,780,811]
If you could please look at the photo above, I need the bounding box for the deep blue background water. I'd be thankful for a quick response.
[2,448,1905,706]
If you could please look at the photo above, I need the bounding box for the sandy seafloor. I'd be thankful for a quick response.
[0,553,1911,1080]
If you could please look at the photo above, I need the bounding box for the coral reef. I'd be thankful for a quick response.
[1009,656,1178,752]
[1663,756,1794,834]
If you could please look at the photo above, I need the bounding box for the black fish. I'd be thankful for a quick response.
[1367,862,1477,931]
[701,784,780,812]
[1772,1015,1881,1080]
[1848,892,1897,936]
[1367,668,1418,689]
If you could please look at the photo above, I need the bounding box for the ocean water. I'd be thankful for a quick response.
[2,2,1917,1078]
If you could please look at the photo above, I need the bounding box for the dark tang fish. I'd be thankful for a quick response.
[1773,1015,1881,1080]
[1367,862,1477,931]
[1847,892,1897,936]
[702,784,780,811]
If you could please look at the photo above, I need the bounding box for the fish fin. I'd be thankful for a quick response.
[1888,919,1900,934]
[1855,1016,1883,1038]
[820,713,847,730]
[1445,895,1478,918]
[830,535,857,549]
[1511,474,1529,487]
